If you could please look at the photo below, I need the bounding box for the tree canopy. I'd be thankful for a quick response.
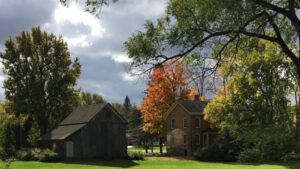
[125,0,300,81]
[203,39,296,162]
[139,59,194,137]
[0,27,81,135]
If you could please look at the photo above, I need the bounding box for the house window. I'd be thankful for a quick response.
[171,135,175,146]
[195,118,201,128]
[183,135,187,145]
[183,118,187,128]
[195,134,200,145]
[203,134,207,147]
[171,119,175,129]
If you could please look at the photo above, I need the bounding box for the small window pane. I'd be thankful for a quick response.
[183,135,187,144]
[171,119,175,129]
[195,118,200,128]
[183,118,187,128]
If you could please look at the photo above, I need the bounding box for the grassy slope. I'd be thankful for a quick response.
[1,158,300,169]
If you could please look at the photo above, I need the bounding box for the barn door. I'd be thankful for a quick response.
[66,141,74,158]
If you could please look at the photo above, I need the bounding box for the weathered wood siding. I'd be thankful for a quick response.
[65,105,127,159]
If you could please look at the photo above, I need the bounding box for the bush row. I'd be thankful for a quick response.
[16,148,60,162]
[127,151,145,160]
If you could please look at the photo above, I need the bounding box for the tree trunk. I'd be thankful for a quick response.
[295,63,300,139]
[151,138,153,153]
[159,137,163,154]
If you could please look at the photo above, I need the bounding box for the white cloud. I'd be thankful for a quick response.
[64,35,92,47]
[122,72,136,81]
[112,53,132,63]
[54,3,105,37]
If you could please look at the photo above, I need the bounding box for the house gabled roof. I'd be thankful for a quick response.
[177,100,208,115]
[39,103,126,141]
[164,100,209,118]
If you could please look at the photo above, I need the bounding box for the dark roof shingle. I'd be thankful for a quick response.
[60,103,106,125]
[39,124,86,140]
[177,100,208,115]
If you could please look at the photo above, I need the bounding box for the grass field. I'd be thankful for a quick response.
[1,157,300,169]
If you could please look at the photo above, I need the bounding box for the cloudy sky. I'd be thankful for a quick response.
[0,0,168,105]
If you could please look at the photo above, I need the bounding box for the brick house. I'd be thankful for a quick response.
[164,96,217,156]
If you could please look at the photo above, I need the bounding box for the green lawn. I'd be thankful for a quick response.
[1,158,300,169]
[127,146,167,154]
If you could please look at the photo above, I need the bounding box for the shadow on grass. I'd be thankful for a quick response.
[216,161,300,169]
[61,159,139,168]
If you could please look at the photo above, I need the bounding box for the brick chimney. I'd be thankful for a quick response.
[194,95,200,101]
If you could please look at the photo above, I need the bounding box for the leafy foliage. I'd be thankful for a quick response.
[125,0,300,81]
[0,103,27,159]
[0,27,81,135]
[78,91,106,106]
[127,151,145,160]
[138,59,195,137]
[16,148,60,162]
[204,39,298,162]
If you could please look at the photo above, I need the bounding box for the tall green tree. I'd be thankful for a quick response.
[0,27,81,135]
[122,96,132,120]
[79,91,106,106]
[204,39,296,161]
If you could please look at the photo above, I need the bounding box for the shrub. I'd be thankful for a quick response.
[127,151,144,160]
[16,148,60,162]
[30,148,42,161]
[0,146,7,160]
[38,149,60,162]
[238,148,262,162]
[16,149,31,161]
[194,130,240,162]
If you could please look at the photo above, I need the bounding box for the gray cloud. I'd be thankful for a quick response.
[0,0,57,44]
[0,0,168,104]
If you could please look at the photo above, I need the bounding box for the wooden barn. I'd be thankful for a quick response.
[164,96,217,156]
[39,103,127,159]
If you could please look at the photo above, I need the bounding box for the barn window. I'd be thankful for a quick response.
[195,134,200,145]
[171,135,175,146]
[106,111,111,118]
[183,135,187,145]
[183,118,187,128]
[195,118,201,128]
[171,119,175,129]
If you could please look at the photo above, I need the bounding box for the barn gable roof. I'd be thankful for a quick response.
[164,100,209,119]
[39,124,86,140]
[60,103,106,125]
[39,103,126,141]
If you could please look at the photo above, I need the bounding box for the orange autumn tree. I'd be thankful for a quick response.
[138,59,195,153]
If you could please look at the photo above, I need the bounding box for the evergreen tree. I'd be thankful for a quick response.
[123,96,132,120]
